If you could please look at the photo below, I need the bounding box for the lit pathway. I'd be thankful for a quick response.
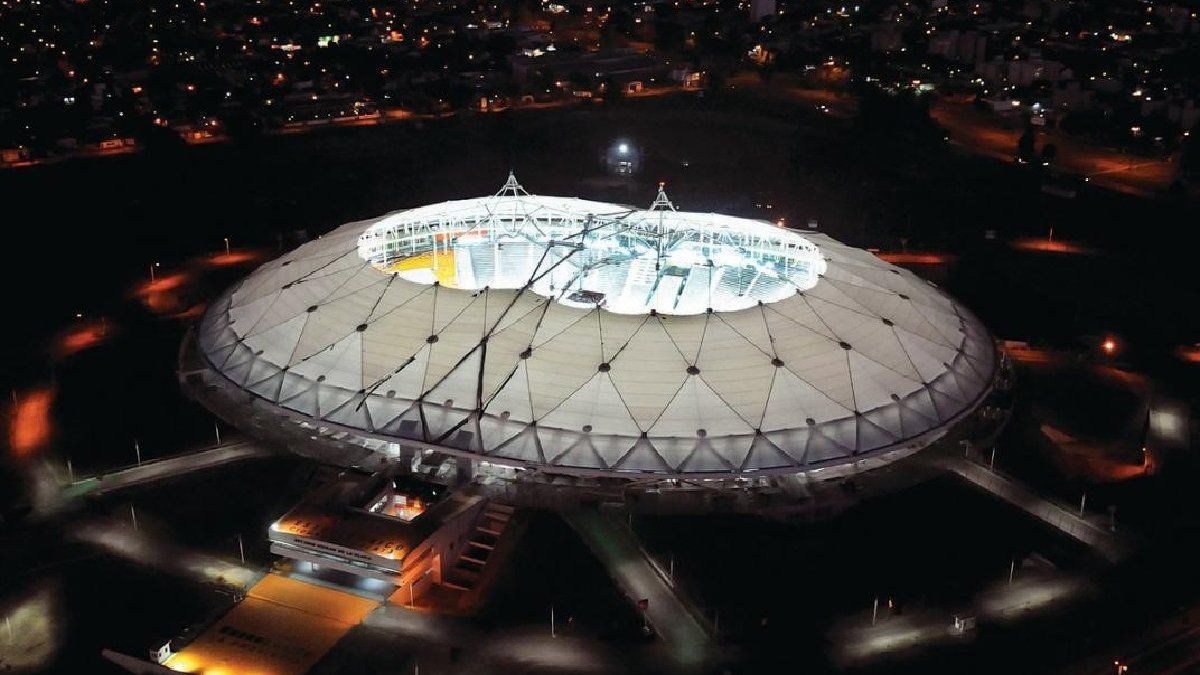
[362,605,624,673]
[831,568,1091,668]
[70,517,260,590]
[564,510,712,671]
[64,440,275,499]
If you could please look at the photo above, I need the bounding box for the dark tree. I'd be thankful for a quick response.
[1040,142,1058,166]
[1017,125,1037,163]
[1181,133,1200,181]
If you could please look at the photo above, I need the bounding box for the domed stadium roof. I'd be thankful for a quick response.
[196,176,996,478]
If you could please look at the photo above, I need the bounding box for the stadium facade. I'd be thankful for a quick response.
[181,175,999,511]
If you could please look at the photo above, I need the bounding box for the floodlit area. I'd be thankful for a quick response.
[71,517,259,589]
[830,571,1092,668]
[164,574,377,675]
[358,178,826,316]
[832,611,961,666]
[0,584,62,673]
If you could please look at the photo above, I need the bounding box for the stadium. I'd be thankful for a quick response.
[181,175,999,511]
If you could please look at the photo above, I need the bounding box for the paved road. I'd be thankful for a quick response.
[717,75,1187,199]
[564,510,712,671]
[1062,609,1200,675]
[929,99,1181,197]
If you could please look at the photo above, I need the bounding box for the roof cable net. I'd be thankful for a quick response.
[199,179,996,477]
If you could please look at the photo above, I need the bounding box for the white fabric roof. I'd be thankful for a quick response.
[198,189,996,477]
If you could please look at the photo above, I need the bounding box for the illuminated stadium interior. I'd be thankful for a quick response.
[357,175,826,316]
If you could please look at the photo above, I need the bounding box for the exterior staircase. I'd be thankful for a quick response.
[441,501,515,592]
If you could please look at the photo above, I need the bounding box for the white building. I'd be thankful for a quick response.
[184,175,997,508]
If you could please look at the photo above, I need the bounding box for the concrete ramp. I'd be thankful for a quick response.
[65,441,275,498]
[941,456,1134,562]
[564,510,712,670]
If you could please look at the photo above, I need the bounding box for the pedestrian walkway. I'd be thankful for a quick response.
[64,440,274,498]
[564,510,711,670]
[941,455,1133,562]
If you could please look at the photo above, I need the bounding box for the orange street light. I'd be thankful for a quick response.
[1102,337,1117,356]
